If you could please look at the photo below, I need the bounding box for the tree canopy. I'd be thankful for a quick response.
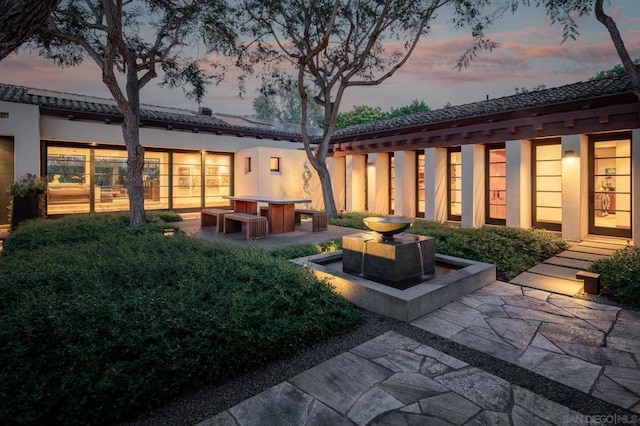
[0,0,61,61]
[253,78,324,127]
[235,0,489,217]
[335,100,431,130]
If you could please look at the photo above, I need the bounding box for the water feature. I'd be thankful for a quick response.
[290,216,496,322]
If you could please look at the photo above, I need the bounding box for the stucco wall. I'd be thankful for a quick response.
[0,101,41,178]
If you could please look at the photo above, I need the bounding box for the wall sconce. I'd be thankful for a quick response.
[563,150,577,158]
[163,228,175,236]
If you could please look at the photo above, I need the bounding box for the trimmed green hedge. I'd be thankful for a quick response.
[590,246,640,307]
[330,212,568,280]
[0,216,359,424]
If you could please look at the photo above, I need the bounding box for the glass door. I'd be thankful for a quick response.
[447,147,462,221]
[589,135,632,238]
[532,141,562,231]
[416,152,425,218]
[486,144,506,225]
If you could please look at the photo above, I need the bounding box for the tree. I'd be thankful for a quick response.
[253,78,324,127]
[0,0,61,60]
[334,100,431,130]
[30,0,234,225]
[485,0,640,101]
[335,105,387,130]
[592,59,640,80]
[236,0,482,218]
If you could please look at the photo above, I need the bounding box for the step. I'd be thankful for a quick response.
[543,256,592,271]
[510,272,584,296]
[527,263,582,281]
[556,250,609,262]
[567,244,617,256]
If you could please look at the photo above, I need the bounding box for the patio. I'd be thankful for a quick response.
[164,214,640,424]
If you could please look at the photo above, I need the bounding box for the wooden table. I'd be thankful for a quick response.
[223,195,311,234]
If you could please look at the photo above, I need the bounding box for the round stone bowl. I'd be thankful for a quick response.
[363,217,414,240]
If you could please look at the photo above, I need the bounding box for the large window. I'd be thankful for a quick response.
[486,144,506,225]
[45,143,230,214]
[533,141,562,231]
[590,134,632,238]
[447,147,461,221]
[204,153,233,208]
[416,152,425,217]
[389,153,395,214]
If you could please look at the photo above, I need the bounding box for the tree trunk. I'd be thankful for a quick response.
[0,0,61,60]
[121,114,146,225]
[595,0,640,101]
[311,159,338,218]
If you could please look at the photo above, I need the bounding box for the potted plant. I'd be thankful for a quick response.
[6,173,47,230]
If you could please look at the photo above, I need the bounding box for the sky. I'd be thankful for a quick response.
[0,1,639,117]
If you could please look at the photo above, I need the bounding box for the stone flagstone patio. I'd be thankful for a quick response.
[201,331,592,426]
[411,280,640,413]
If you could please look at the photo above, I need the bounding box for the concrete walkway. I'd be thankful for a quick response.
[201,331,592,426]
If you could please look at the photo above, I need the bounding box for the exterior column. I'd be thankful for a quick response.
[561,134,588,241]
[394,150,416,217]
[373,152,390,214]
[346,154,366,212]
[506,139,532,228]
[425,147,447,222]
[461,144,485,228]
[632,129,640,246]
[328,156,346,212]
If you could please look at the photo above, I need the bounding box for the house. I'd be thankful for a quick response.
[326,73,639,244]
[1,73,639,245]
[0,84,324,225]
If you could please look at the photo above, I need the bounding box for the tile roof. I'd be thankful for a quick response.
[0,83,318,139]
[331,73,634,140]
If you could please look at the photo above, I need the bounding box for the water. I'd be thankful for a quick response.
[360,239,371,277]
[416,241,425,277]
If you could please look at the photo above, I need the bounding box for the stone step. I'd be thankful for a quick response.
[510,272,584,296]
[527,263,582,281]
[577,240,628,251]
[567,244,617,256]
[556,250,609,262]
[543,256,592,271]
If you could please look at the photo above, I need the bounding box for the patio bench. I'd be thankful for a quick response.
[576,270,600,295]
[224,213,268,240]
[201,208,233,232]
[294,209,328,232]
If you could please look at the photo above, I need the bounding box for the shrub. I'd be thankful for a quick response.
[590,246,640,307]
[0,233,359,424]
[3,212,179,254]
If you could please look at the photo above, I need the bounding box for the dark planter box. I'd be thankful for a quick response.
[11,195,41,230]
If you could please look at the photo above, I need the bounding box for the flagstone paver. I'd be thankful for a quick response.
[202,331,588,425]
[410,280,640,413]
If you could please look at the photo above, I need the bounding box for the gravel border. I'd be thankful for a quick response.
[121,307,633,426]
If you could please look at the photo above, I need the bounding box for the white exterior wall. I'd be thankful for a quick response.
[462,144,485,228]
[506,139,532,228]
[425,147,447,223]
[394,150,416,217]
[373,153,390,214]
[561,134,588,241]
[328,156,346,212]
[234,146,323,210]
[0,101,41,178]
[346,154,366,212]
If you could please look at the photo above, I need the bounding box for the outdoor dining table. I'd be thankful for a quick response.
[222,195,311,234]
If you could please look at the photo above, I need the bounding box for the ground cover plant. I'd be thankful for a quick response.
[0,215,359,424]
[590,245,640,307]
[329,212,569,280]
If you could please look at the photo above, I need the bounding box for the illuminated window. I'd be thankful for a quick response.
[270,157,281,172]
[448,147,462,221]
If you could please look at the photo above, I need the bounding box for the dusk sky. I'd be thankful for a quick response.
[0,1,638,117]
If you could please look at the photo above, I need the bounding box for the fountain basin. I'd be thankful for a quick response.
[291,251,495,323]
[363,217,413,241]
